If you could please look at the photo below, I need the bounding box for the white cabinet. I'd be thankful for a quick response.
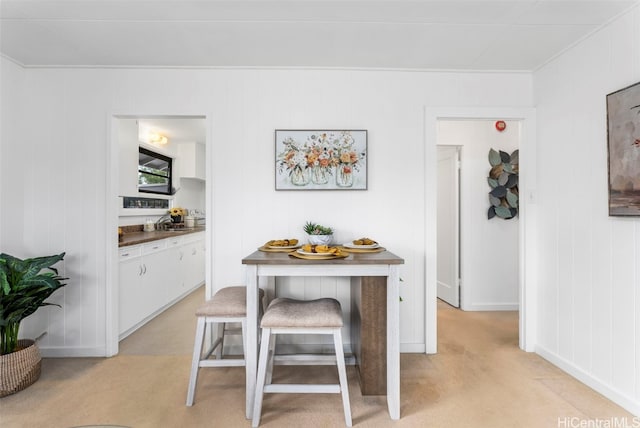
[178,142,205,180]
[181,232,206,292]
[118,240,169,337]
[166,236,185,302]
[118,119,140,197]
[118,232,205,338]
[141,241,170,314]
[118,246,143,334]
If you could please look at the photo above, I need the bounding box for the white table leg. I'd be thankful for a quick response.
[245,265,258,419]
[387,265,400,420]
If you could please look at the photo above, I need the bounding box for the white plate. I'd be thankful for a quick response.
[296,249,337,256]
[343,242,379,249]
[268,245,299,249]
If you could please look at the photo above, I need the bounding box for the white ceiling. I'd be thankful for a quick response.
[0,0,636,71]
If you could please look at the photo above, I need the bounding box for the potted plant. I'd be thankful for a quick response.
[303,222,334,245]
[0,252,67,397]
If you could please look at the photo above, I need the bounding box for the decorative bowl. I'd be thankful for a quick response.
[307,234,333,246]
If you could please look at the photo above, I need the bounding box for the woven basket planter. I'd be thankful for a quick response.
[0,339,42,397]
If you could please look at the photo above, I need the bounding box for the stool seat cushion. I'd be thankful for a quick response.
[196,286,264,317]
[261,298,343,328]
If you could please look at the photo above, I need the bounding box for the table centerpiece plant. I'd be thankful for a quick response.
[0,252,68,396]
[303,222,334,245]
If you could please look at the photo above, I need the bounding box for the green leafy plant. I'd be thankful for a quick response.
[303,222,333,235]
[487,148,519,220]
[0,252,67,355]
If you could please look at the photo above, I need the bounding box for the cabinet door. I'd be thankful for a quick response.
[141,243,170,316]
[195,239,205,285]
[119,247,143,335]
[178,142,205,180]
[118,119,140,197]
[166,238,184,302]
[182,236,205,292]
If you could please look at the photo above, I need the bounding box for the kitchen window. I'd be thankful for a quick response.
[138,147,173,195]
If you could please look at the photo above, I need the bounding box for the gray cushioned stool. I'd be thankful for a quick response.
[186,286,264,406]
[251,297,352,427]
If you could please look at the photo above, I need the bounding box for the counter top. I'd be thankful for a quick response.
[119,226,205,247]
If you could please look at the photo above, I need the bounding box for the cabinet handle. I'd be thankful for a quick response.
[143,264,147,275]
[138,265,143,276]
[180,252,184,261]
[192,249,197,255]
[121,253,130,257]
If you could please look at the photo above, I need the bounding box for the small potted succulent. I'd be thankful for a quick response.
[303,222,334,245]
[0,252,67,396]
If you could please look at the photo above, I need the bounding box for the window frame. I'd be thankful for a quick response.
[138,146,173,195]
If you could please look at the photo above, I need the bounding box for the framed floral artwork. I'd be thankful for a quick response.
[275,129,367,190]
[607,81,640,215]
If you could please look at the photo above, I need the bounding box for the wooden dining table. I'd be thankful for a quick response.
[242,248,404,420]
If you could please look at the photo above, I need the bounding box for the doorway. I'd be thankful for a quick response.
[437,119,520,313]
[425,107,536,354]
[107,114,210,357]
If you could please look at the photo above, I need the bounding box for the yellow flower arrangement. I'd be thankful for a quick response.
[169,207,185,217]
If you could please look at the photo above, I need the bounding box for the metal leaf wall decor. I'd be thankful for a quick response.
[487,148,519,219]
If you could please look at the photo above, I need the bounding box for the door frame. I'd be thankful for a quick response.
[424,107,537,354]
[105,113,213,357]
[436,145,461,308]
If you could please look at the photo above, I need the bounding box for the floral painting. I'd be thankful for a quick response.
[275,130,367,190]
[607,81,640,215]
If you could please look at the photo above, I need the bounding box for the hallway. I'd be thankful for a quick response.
[0,288,633,427]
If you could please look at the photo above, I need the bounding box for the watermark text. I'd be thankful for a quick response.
[557,417,640,428]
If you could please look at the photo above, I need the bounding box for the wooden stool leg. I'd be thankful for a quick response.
[265,333,276,385]
[334,329,352,427]
[186,317,206,406]
[240,318,248,364]
[252,328,272,428]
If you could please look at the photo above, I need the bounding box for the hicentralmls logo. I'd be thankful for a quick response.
[557,416,640,428]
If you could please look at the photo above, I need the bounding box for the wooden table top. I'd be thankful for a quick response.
[242,249,404,265]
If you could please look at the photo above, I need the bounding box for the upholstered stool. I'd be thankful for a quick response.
[251,297,352,427]
[186,286,265,406]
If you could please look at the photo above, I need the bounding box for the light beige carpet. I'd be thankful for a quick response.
[0,288,634,427]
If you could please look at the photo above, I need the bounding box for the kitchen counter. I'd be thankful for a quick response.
[119,226,205,247]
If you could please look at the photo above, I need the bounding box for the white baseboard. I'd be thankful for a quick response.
[536,345,640,416]
[401,343,426,353]
[39,346,106,358]
[462,302,519,311]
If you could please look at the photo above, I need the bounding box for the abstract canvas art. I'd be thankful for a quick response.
[607,81,640,216]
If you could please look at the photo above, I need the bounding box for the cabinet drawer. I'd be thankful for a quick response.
[119,246,141,260]
[142,240,167,255]
[166,237,183,247]
[183,232,204,244]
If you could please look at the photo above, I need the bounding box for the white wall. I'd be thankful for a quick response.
[437,120,520,311]
[175,178,205,214]
[0,58,532,356]
[533,4,640,415]
[0,58,25,253]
